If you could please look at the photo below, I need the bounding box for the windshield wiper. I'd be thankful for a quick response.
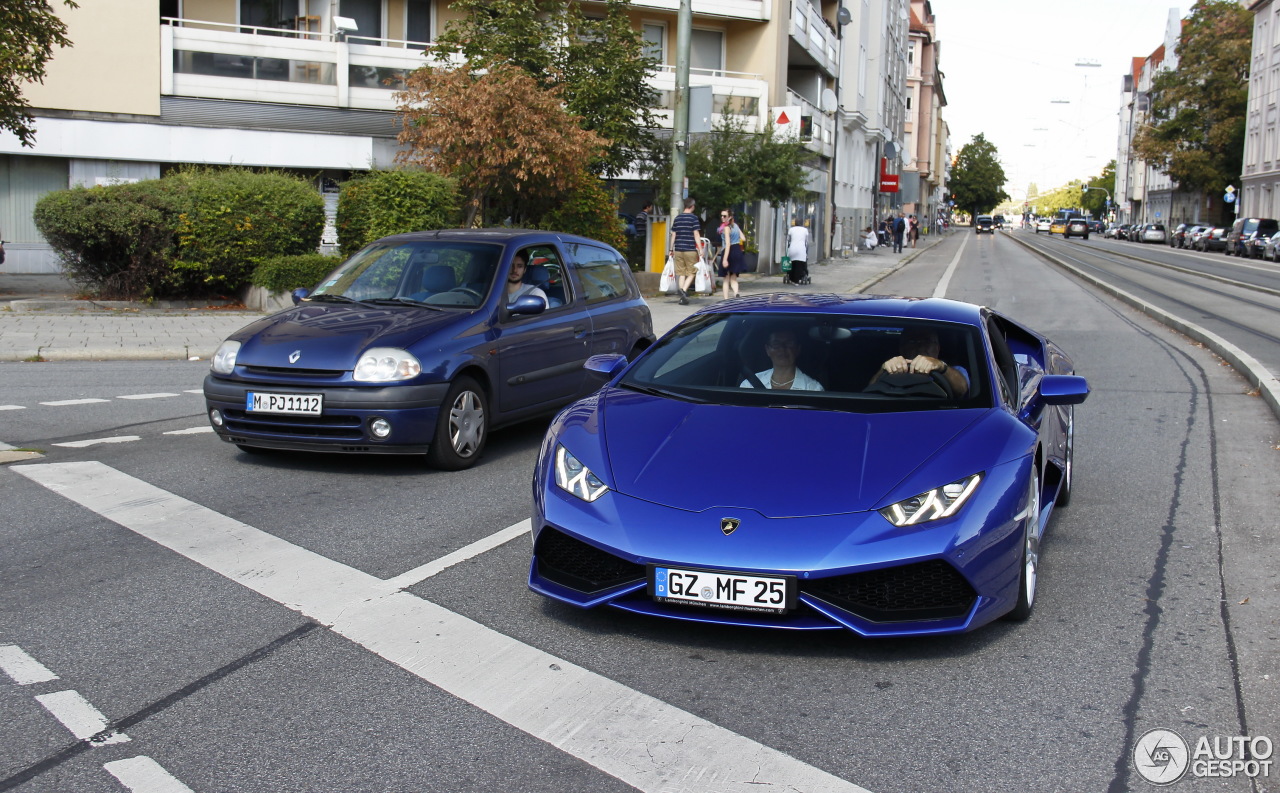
[364,298,444,310]
[619,382,709,404]
[306,293,372,307]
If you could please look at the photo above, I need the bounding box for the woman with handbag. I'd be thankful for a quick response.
[718,209,747,299]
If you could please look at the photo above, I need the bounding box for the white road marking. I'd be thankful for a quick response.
[0,644,60,684]
[0,404,26,411]
[34,690,130,745]
[15,462,872,793]
[384,519,531,590]
[117,393,180,400]
[162,427,214,436]
[184,390,203,395]
[103,757,195,793]
[41,398,110,406]
[932,230,969,299]
[53,436,141,448]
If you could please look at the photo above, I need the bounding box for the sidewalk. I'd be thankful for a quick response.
[0,237,946,362]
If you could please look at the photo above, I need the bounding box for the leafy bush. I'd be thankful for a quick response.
[33,180,184,299]
[538,169,626,251]
[251,253,341,294]
[167,167,325,297]
[337,170,460,257]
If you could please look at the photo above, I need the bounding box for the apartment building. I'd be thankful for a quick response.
[1,0,894,273]
[1243,0,1280,218]
[902,0,946,231]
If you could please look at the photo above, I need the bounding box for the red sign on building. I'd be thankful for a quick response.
[879,157,899,193]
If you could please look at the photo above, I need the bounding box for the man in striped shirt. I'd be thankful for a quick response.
[667,198,704,305]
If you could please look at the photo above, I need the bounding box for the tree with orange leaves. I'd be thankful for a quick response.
[396,62,607,228]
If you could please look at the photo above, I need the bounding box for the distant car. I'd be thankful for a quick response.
[1226,217,1279,257]
[203,229,655,469]
[1262,231,1280,261]
[1168,223,1188,247]
[1049,218,1068,235]
[1036,218,1052,234]
[1087,220,1105,235]
[1064,218,1090,239]
[975,215,995,234]
[993,214,1007,229]
[1196,227,1228,252]
[1139,224,1167,244]
[1181,225,1208,249]
[529,295,1090,636]
[1104,224,1122,239]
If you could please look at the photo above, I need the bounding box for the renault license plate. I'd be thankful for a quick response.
[649,565,795,613]
[246,392,323,415]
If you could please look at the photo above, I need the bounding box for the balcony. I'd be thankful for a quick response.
[789,1,839,77]
[628,0,769,22]
[649,65,769,132]
[161,18,433,111]
[787,90,835,159]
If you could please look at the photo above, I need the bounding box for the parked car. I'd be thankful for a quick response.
[975,215,995,233]
[203,229,656,469]
[1105,224,1123,239]
[1138,224,1167,244]
[1036,218,1052,234]
[529,295,1090,636]
[1169,223,1188,247]
[1195,227,1228,252]
[1182,225,1208,249]
[1049,218,1068,235]
[1064,217,1090,239]
[1262,230,1280,261]
[1225,217,1279,257]
[1087,219,1105,235]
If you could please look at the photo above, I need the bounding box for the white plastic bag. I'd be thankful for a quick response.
[694,261,711,294]
[658,256,676,293]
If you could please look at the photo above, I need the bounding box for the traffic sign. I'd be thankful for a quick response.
[1225,192,1236,203]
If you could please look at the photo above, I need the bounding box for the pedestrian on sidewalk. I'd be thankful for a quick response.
[718,208,747,299]
[667,198,704,305]
[785,217,810,285]
[892,213,906,253]
[908,215,919,248]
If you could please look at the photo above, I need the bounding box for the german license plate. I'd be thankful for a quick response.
[245,392,323,415]
[649,565,795,613]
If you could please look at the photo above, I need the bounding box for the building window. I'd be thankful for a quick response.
[341,0,383,43]
[240,0,295,32]
[690,28,724,74]
[643,23,665,64]
[406,0,430,46]
[908,42,915,64]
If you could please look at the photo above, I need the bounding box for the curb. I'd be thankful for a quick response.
[1006,231,1280,422]
[0,348,205,363]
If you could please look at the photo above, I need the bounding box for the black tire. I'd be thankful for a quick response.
[427,375,488,470]
[1006,462,1042,621]
[1057,409,1074,507]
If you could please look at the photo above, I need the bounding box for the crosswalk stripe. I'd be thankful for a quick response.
[0,644,60,685]
[103,757,194,793]
[383,519,531,590]
[34,690,130,745]
[14,461,872,793]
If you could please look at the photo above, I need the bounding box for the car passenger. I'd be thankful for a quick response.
[869,327,969,397]
[739,329,824,391]
[506,253,548,308]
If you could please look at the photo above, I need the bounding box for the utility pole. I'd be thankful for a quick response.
[669,0,692,221]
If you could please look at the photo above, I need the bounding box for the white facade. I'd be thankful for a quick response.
[1243,0,1280,218]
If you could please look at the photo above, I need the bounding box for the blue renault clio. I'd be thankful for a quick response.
[203,229,654,469]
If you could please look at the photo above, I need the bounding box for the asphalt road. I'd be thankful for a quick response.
[2,233,1277,793]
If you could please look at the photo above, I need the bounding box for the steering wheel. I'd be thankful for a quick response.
[449,287,484,302]
[864,371,955,399]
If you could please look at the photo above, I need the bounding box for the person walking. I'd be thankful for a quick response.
[785,217,810,285]
[908,215,919,248]
[892,213,906,253]
[667,198,703,305]
[718,208,748,299]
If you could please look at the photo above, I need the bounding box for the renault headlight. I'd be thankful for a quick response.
[353,348,422,382]
[554,445,609,502]
[211,340,241,375]
[880,473,982,527]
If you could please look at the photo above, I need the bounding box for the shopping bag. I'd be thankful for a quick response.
[694,261,711,294]
[780,255,792,273]
[658,257,675,293]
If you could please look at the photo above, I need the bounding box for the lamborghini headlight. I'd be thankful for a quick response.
[554,445,609,502]
[880,473,982,527]
[353,348,422,382]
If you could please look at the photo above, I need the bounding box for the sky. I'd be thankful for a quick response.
[933,0,1189,205]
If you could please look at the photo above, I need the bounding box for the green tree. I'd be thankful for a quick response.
[681,116,810,215]
[1081,161,1116,219]
[1,0,78,147]
[1132,0,1250,216]
[431,0,657,177]
[947,134,1009,220]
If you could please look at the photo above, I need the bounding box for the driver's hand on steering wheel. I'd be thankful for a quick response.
[883,355,940,375]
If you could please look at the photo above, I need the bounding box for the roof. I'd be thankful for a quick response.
[690,293,986,326]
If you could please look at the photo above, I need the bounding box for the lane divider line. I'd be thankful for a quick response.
[161,427,213,436]
[103,756,195,793]
[117,394,181,401]
[14,461,873,793]
[0,644,60,685]
[40,399,109,407]
[34,690,131,745]
[932,231,970,299]
[383,519,531,591]
[52,436,141,448]
[0,405,26,411]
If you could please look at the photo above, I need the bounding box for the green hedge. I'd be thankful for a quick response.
[251,253,341,294]
[168,167,324,297]
[538,169,626,251]
[337,170,460,257]
[33,180,184,299]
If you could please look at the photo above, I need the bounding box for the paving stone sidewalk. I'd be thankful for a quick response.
[0,237,946,362]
